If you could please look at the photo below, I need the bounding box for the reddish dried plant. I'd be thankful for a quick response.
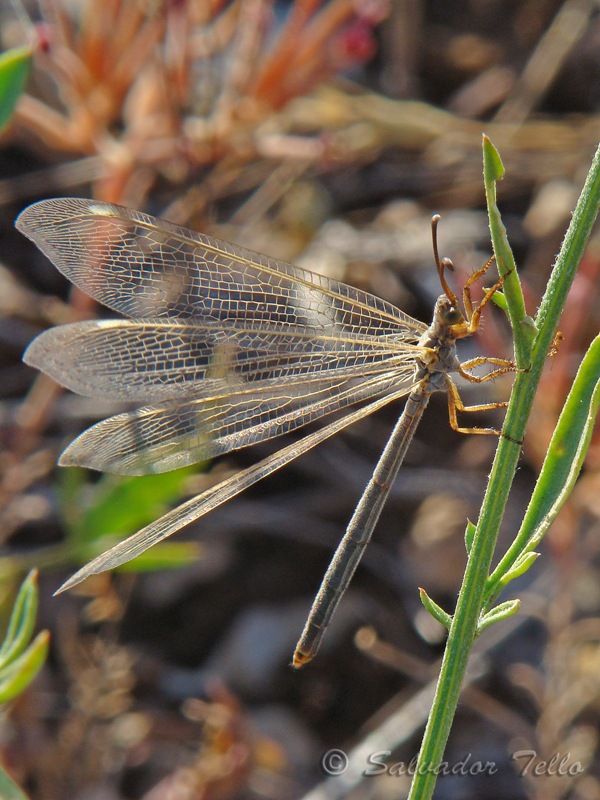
[11,0,388,206]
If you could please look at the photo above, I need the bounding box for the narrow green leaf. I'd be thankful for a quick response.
[419,589,452,630]
[0,571,38,666]
[464,520,476,553]
[482,134,534,365]
[496,552,539,590]
[482,135,505,182]
[478,599,520,634]
[0,46,31,132]
[490,289,508,313]
[0,630,49,704]
[488,335,600,599]
[0,767,30,800]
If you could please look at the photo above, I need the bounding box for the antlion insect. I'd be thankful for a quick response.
[18,198,515,667]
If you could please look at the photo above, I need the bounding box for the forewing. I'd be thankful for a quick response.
[16,198,426,339]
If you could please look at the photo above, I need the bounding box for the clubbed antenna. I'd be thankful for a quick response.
[431,214,458,306]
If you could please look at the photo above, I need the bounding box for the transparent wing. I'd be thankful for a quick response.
[16,197,426,338]
[59,366,416,474]
[24,318,421,402]
[56,385,412,593]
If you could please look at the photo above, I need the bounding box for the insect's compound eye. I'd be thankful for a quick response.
[443,306,463,325]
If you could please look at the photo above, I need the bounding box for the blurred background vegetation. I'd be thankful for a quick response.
[1,1,600,798]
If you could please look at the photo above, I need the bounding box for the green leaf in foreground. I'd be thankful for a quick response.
[0,571,49,704]
[0,571,46,798]
[0,767,30,800]
[0,630,49,703]
[0,46,31,132]
[62,466,203,573]
[0,570,38,666]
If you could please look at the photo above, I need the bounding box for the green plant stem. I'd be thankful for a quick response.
[408,139,600,800]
